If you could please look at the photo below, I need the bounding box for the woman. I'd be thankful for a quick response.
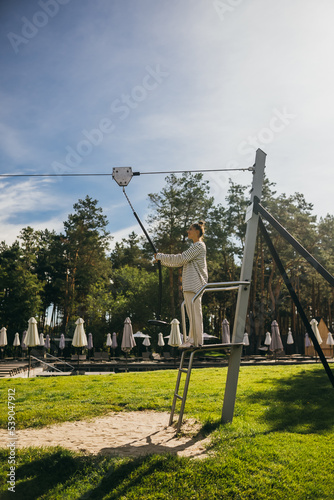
[155,221,208,347]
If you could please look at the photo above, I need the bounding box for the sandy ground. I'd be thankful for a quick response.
[1,412,211,459]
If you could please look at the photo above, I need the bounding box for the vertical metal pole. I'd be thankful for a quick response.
[222,149,266,423]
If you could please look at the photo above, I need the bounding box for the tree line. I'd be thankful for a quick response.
[0,174,333,353]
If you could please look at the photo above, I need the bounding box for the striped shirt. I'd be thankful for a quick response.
[156,241,208,294]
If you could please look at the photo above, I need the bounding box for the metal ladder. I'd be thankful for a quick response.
[169,343,243,433]
[169,348,197,433]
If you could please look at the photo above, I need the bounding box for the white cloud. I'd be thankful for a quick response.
[0,217,65,246]
[109,224,139,250]
[0,177,69,244]
[0,178,60,218]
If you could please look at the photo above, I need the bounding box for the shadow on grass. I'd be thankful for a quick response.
[0,448,187,500]
[77,454,178,500]
[195,419,222,436]
[243,366,334,433]
[0,447,97,500]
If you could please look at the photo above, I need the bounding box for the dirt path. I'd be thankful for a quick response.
[1,411,211,459]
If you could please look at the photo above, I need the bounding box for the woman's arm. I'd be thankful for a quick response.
[156,243,203,268]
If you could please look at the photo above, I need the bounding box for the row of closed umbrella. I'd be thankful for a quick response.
[242,318,334,351]
[1,316,333,353]
[0,319,44,349]
[0,318,97,351]
[0,317,182,353]
[261,318,334,351]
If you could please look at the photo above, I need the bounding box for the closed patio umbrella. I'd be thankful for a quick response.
[111,332,118,349]
[143,336,151,347]
[121,317,136,371]
[87,333,93,350]
[264,331,271,346]
[45,334,50,350]
[0,327,8,347]
[72,318,87,369]
[25,318,40,377]
[168,319,182,347]
[72,318,87,347]
[287,328,294,345]
[326,332,334,346]
[326,332,334,357]
[39,333,45,347]
[87,333,93,360]
[243,332,250,346]
[0,327,8,359]
[106,333,112,358]
[13,332,20,359]
[158,332,165,347]
[270,320,284,352]
[111,332,118,360]
[25,318,40,347]
[310,318,323,345]
[222,319,231,344]
[13,332,20,347]
[59,334,65,350]
[158,332,165,355]
[121,318,136,351]
[286,327,294,355]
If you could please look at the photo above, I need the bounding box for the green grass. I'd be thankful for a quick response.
[0,365,334,499]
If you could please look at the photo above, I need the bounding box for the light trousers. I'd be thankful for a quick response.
[183,291,203,346]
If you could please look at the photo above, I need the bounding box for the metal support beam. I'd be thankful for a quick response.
[258,218,334,388]
[222,149,266,423]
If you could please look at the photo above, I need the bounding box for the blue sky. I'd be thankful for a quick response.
[1,0,333,248]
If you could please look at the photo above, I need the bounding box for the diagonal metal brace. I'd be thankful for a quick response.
[258,217,334,389]
[254,197,334,288]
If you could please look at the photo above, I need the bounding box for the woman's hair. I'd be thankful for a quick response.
[192,220,205,238]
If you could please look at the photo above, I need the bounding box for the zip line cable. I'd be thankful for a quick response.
[0,166,254,178]
[134,167,254,175]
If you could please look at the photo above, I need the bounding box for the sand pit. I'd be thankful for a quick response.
[1,412,211,459]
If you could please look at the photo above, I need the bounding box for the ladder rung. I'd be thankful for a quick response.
[175,394,183,400]
[179,369,188,374]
